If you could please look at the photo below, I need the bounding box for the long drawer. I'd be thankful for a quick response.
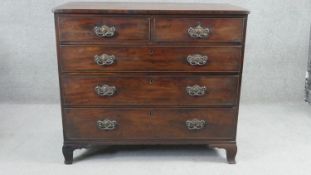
[60,46,242,72]
[63,108,236,140]
[61,75,239,106]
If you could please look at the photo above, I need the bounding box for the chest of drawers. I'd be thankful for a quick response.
[53,2,249,164]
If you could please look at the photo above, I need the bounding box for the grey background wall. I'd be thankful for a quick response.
[0,0,310,104]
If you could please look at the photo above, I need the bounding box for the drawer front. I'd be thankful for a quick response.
[61,75,238,106]
[63,108,236,140]
[58,16,150,42]
[63,108,151,139]
[150,108,236,139]
[60,46,242,72]
[153,18,244,42]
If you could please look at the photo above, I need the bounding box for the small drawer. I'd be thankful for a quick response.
[63,108,236,140]
[61,75,238,106]
[57,15,150,42]
[60,46,242,72]
[153,17,244,43]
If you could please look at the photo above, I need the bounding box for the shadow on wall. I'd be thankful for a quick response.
[306,65,311,104]
[305,25,311,104]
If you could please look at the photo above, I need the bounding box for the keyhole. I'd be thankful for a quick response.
[149,111,152,116]
[149,49,154,55]
[149,79,153,84]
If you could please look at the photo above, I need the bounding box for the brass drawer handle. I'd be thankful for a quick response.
[94,54,116,66]
[186,119,207,130]
[97,119,117,130]
[188,24,210,39]
[186,85,207,96]
[187,54,208,66]
[94,25,116,37]
[95,84,116,96]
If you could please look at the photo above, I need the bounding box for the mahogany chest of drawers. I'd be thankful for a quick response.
[53,2,249,164]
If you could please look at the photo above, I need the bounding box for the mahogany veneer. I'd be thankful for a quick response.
[60,46,242,72]
[61,75,239,106]
[53,2,249,164]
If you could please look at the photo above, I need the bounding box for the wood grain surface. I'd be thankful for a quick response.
[64,107,236,140]
[60,46,242,72]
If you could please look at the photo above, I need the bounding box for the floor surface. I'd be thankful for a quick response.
[0,102,310,175]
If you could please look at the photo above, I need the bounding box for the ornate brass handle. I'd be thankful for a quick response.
[186,119,207,130]
[97,119,117,130]
[94,25,116,37]
[186,85,207,96]
[95,84,116,96]
[94,54,116,66]
[188,24,210,39]
[187,54,208,66]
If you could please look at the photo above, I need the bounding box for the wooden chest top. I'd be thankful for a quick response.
[53,2,249,15]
